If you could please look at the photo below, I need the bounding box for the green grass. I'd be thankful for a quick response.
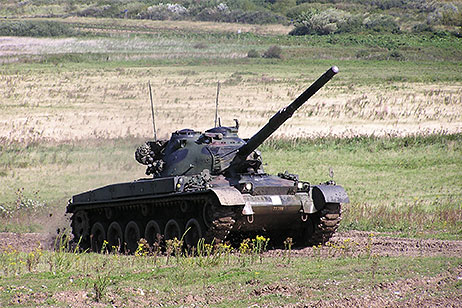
[0,244,460,307]
[0,17,461,238]
[262,134,462,236]
[0,134,461,236]
[1,17,461,64]
[2,57,462,88]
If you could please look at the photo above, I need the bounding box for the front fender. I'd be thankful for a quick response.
[312,184,349,211]
[209,187,245,206]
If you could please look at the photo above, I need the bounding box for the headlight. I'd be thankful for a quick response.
[245,182,253,192]
[296,181,310,191]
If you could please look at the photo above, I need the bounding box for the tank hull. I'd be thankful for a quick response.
[67,174,348,252]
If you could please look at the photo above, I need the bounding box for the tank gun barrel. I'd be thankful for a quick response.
[236,66,338,159]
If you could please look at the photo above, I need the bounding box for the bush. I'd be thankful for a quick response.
[289,9,318,35]
[412,23,435,33]
[427,3,461,26]
[363,14,401,33]
[193,42,208,49]
[247,49,260,58]
[388,50,405,61]
[289,8,362,35]
[196,4,286,24]
[263,45,283,59]
[0,20,77,37]
[286,3,319,20]
[77,5,121,18]
[138,3,189,21]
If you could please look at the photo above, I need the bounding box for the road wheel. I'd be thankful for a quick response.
[145,220,162,247]
[184,218,202,248]
[124,221,141,254]
[107,222,123,252]
[90,222,106,253]
[164,219,182,241]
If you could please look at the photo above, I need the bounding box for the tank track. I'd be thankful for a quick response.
[70,196,341,251]
[69,192,241,251]
[204,204,240,244]
[307,203,342,245]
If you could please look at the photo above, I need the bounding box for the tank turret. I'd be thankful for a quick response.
[136,66,338,177]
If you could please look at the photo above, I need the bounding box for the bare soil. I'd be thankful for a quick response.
[0,232,52,252]
[267,230,462,258]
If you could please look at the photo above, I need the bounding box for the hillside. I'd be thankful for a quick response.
[1,0,461,34]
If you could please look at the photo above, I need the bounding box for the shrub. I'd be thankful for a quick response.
[193,42,208,49]
[77,5,121,18]
[196,4,286,24]
[363,14,401,33]
[309,8,349,34]
[337,14,364,33]
[0,20,77,37]
[412,23,435,33]
[289,8,362,35]
[263,45,283,59]
[247,49,260,58]
[138,3,189,21]
[427,3,461,26]
[289,9,319,35]
[388,50,405,61]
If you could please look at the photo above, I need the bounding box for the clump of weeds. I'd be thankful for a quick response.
[283,237,293,264]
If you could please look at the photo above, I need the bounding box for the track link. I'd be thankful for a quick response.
[308,203,342,245]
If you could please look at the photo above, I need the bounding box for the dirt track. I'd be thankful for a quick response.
[1,230,461,258]
[269,230,462,258]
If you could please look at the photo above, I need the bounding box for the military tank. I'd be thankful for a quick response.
[67,66,349,253]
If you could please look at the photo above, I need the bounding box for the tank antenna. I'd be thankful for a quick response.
[214,81,221,127]
[148,80,157,141]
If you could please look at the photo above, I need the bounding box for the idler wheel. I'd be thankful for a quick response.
[145,220,162,246]
[107,222,123,252]
[184,218,202,248]
[202,200,214,228]
[90,222,106,253]
[164,219,182,241]
[124,221,141,254]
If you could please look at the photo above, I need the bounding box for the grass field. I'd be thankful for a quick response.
[1,17,461,236]
[0,14,461,307]
[1,134,461,237]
